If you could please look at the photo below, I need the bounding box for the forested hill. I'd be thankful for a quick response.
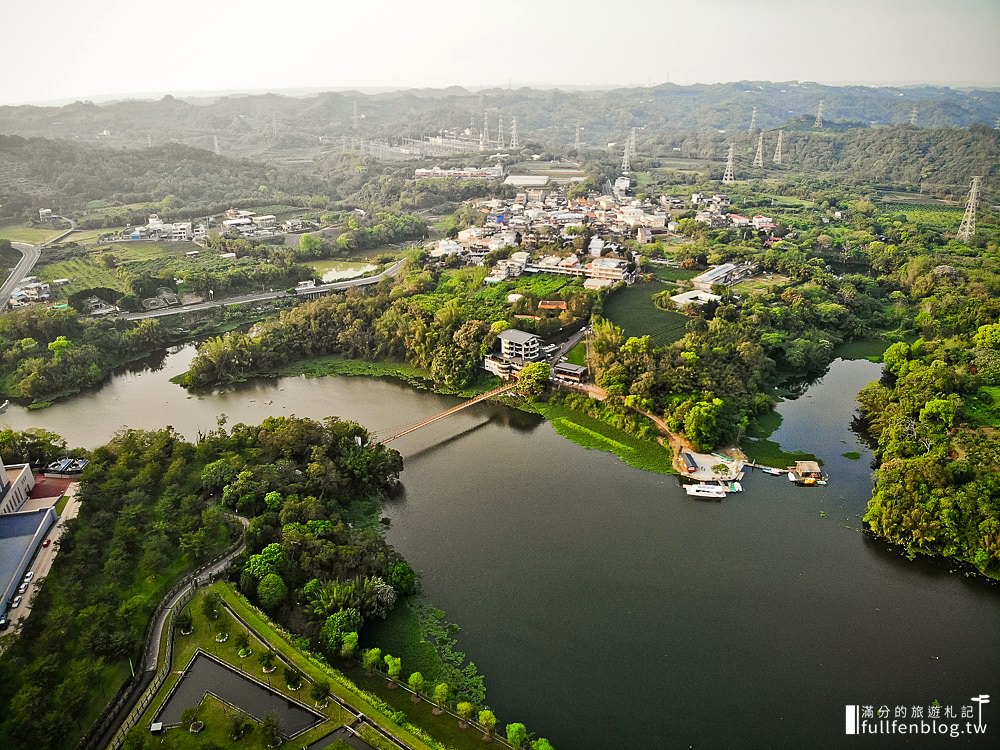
[1,82,998,157]
[0,135,333,216]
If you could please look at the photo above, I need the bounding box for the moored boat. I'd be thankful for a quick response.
[685,484,728,499]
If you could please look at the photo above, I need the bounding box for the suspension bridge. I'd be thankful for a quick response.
[373,381,520,444]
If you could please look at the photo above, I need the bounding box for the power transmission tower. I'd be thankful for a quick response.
[497,112,505,149]
[480,112,489,151]
[957,176,982,242]
[722,144,735,183]
[352,101,360,130]
[272,113,278,138]
[748,106,758,133]
[753,133,764,168]
[213,135,220,155]
[147,134,153,149]
[509,116,519,149]
[620,144,630,173]
[910,107,918,126]
[574,125,581,150]
[814,100,824,128]
[629,127,637,158]
[773,130,784,164]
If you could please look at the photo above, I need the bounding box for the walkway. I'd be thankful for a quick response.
[374,381,519,444]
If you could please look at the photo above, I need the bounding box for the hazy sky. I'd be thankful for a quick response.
[4,0,999,105]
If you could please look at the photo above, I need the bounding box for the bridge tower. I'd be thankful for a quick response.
[957,176,982,242]
[773,130,784,164]
[722,144,735,183]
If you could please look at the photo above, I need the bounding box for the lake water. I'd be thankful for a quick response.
[3,350,998,748]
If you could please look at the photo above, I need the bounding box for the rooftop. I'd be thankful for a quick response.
[498,328,539,344]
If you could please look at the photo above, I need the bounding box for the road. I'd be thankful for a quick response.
[122,258,407,320]
[0,216,76,304]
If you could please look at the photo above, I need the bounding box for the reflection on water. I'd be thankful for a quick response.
[3,349,998,749]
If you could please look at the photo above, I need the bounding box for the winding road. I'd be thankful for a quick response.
[0,217,75,304]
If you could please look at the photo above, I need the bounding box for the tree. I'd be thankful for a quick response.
[506,723,529,748]
[235,631,250,653]
[407,671,424,702]
[362,647,382,675]
[479,709,497,740]
[340,631,359,660]
[175,609,193,633]
[201,592,221,620]
[530,740,555,750]
[517,361,551,396]
[310,679,330,707]
[284,665,303,690]
[432,682,449,715]
[229,713,253,741]
[261,712,282,748]
[260,648,276,672]
[257,573,288,610]
[384,654,401,685]
[181,706,202,732]
[457,702,474,729]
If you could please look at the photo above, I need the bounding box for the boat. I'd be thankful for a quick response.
[760,466,783,476]
[685,484,728,499]
[728,481,743,493]
[787,460,829,486]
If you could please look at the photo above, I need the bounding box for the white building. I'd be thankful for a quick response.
[0,463,35,515]
[415,165,504,180]
[498,329,541,362]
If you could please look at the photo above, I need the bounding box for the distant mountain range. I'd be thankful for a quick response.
[1,81,997,160]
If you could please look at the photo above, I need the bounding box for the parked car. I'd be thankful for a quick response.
[17,583,28,594]
[0,615,8,629]
[22,572,34,582]
[42,539,51,548]
[11,596,22,608]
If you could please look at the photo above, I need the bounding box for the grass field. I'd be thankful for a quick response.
[68,227,118,244]
[0,223,62,244]
[34,241,244,297]
[604,283,688,345]
[565,342,587,366]
[732,273,791,294]
[536,401,677,474]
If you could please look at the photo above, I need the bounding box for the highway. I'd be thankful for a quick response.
[122,258,407,320]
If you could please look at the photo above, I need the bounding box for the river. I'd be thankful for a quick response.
[3,349,998,748]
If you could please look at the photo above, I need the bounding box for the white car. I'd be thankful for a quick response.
[10,596,22,608]
[23,572,34,583]
[17,583,28,594]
